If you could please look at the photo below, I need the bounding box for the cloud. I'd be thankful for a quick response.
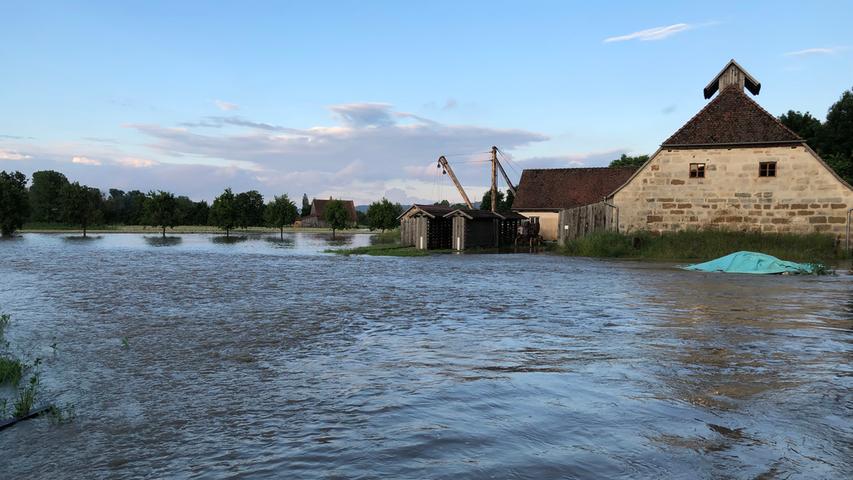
[214,100,239,111]
[784,46,848,57]
[515,149,630,168]
[115,157,158,168]
[10,103,549,204]
[442,99,458,111]
[329,103,396,127]
[0,149,32,160]
[604,23,692,43]
[71,155,102,166]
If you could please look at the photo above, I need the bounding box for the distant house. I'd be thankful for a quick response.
[608,60,853,235]
[301,198,358,228]
[512,167,638,240]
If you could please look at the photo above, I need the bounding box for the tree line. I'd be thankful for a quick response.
[0,169,405,238]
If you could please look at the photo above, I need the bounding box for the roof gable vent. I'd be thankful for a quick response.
[703,59,761,99]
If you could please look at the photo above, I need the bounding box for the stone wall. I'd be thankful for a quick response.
[611,145,853,236]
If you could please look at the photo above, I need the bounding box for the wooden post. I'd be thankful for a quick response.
[490,146,498,212]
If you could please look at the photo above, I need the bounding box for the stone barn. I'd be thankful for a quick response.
[608,60,853,237]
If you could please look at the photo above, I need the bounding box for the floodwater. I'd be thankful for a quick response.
[0,233,850,479]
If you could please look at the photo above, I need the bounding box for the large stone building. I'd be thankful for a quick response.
[608,60,853,236]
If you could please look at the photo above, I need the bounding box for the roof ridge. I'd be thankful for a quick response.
[662,86,803,147]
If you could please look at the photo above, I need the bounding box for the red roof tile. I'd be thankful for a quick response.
[309,198,358,222]
[512,167,638,210]
[662,86,803,147]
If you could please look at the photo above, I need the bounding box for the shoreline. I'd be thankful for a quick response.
[18,225,373,235]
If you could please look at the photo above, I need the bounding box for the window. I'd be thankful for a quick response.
[689,163,705,178]
[759,161,777,177]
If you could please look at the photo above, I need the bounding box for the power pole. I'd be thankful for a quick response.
[490,146,498,212]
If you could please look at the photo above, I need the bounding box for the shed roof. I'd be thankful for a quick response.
[397,204,456,219]
[662,85,803,147]
[309,198,358,222]
[444,209,503,220]
[512,167,638,211]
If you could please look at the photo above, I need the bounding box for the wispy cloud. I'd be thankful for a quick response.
[784,46,848,57]
[72,155,102,166]
[604,23,692,43]
[214,100,240,111]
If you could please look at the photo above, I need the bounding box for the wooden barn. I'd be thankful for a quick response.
[301,198,358,228]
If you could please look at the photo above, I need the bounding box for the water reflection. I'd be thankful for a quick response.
[144,236,183,247]
[62,235,102,241]
[264,236,295,248]
[210,235,249,244]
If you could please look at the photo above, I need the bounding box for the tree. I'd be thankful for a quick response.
[235,190,265,228]
[209,188,238,236]
[60,182,103,237]
[366,198,402,232]
[779,110,822,148]
[0,171,30,236]
[143,191,178,238]
[264,194,299,239]
[301,194,311,217]
[779,88,853,185]
[609,154,649,168]
[323,199,349,239]
[28,170,68,222]
[189,200,210,226]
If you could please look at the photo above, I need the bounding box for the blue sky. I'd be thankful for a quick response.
[2,1,852,204]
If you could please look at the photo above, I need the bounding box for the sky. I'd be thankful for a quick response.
[2,0,852,204]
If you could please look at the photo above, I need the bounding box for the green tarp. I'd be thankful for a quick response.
[683,251,815,275]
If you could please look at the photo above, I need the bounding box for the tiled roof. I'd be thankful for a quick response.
[662,86,803,147]
[512,167,638,210]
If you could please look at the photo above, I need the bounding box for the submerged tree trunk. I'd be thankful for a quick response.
[332,228,336,240]
[226,228,230,238]
[162,226,166,238]
[83,225,87,238]
[280,227,284,240]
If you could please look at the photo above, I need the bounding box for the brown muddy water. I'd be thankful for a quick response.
[0,233,850,479]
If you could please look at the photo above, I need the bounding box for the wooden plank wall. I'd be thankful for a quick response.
[557,202,617,245]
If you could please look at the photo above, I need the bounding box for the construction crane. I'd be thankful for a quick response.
[437,155,474,209]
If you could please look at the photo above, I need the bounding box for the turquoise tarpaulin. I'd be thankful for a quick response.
[683,251,816,275]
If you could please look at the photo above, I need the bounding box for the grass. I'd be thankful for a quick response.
[13,375,38,418]
[561,230,847,264]
[0,357,24,386]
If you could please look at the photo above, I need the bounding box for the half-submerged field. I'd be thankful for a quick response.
[1,232,850,479]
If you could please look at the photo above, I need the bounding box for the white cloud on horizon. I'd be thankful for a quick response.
[71,155,102,166]
[604,23,691,43]
[0,149,32,160]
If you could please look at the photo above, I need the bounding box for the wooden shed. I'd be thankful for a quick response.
[444,209,527,250]
[398,204,454,250]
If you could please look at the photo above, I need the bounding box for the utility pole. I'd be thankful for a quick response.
[490,146,498,212]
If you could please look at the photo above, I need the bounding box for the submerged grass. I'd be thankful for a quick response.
[13,375,38,418]
[561,230,847,263]
[0,357,24,386]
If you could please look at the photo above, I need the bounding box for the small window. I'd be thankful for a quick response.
[759,161,776,177]
[689,163,705,178]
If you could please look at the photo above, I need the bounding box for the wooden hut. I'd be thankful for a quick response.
[445,209,527,250]
[398,204,454,250]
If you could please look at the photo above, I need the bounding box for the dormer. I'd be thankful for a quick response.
[703,59,761,99]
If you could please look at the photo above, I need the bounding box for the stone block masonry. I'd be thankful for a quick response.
[611,146,853,235]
